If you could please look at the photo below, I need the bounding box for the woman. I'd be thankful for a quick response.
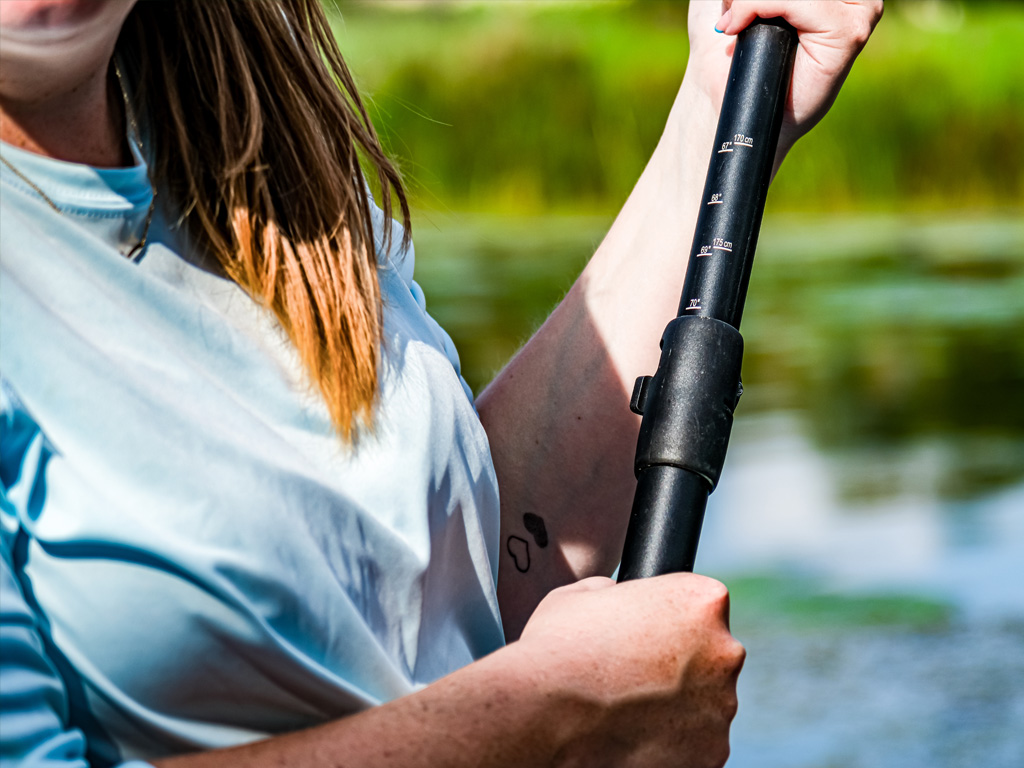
[0,1,882,766]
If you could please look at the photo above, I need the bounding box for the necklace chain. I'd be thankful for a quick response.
[0,153,62,213]
[0,63,157,261]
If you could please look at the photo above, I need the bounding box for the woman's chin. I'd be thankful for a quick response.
[0,0,127,31]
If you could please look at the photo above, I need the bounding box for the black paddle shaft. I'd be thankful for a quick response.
[618,19,797,582]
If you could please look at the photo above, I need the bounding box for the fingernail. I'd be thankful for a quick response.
[715,9,732,34]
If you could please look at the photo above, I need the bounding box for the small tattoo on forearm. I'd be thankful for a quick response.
[507,515,549,574]
[523,513,548,548]
[507,536,531,573]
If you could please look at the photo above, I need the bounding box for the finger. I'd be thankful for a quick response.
[670,573,732,623]
[688,0,731,32]
[730,640,747,678]
[721,585,731,632]
[707,577,731,628]
[719,1,839,37]
[720,1,880,47]
[648,572,733,623]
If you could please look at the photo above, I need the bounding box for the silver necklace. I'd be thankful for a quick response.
[0,65,157,261]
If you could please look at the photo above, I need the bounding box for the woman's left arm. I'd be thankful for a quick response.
[477,0,883,640]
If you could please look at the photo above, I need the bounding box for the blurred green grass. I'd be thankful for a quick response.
[725,574,955,632]
[333,0,1024,214]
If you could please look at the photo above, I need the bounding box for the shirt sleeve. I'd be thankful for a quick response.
[366,194,476,405]
[1,391,154,768]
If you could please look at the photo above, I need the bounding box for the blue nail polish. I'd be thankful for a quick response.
[714,25,725,33]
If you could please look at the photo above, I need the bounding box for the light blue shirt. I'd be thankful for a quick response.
[0,142,505,766]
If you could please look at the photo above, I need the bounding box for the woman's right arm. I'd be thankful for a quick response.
[155,574,743,768]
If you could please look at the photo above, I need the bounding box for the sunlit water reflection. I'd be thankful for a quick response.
[703,414,1024,768]
[703,412,1024,620]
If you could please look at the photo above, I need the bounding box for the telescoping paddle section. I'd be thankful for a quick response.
[619,19,798,581]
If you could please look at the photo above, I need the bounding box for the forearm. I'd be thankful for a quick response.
[478,75,721,639]
[154,642,582,768]
[154,573,743,768]
[481,0,882,639]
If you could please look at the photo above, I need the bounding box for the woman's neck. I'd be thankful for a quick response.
[0,62,129,168]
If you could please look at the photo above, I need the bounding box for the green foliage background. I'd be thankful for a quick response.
[333,0,1023,214]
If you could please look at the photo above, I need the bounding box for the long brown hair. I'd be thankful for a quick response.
[117,0,410,440]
